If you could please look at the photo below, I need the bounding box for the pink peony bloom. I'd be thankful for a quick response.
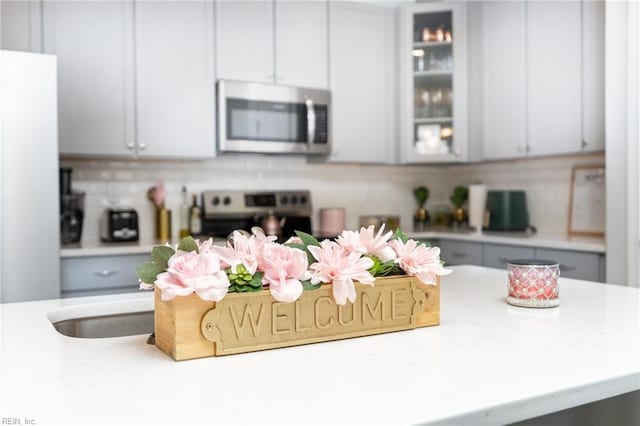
[337,224,397,262]
[213,230,276,275]
[308,240,375,305]
[260,243,310,303]
[390,239,452,286]
[154,250,230,301]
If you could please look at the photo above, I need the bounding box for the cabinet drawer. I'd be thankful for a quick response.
[483,244,535,269]
[438,241,483,266]
[61,254,148,296]
[535,248,601,282]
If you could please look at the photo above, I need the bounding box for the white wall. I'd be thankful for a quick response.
[605,0,640,287]
[62,152,603,245]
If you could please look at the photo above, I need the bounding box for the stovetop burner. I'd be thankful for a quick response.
[200,190,312,241]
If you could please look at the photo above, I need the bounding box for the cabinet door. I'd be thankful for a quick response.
[135,1,216,158]
[215,0,274,84]
[275,0,328,89]
[481,1,527,160]
[43,1,135,157]
[582,0,605,153]
[438,240,483,266]
[61,254,148,297]
[1,1,42,52]
[527,1,582,157]
[535,248,601,282]
[400,2,467,164]
[327,2,394,163]
[483,244,535,270]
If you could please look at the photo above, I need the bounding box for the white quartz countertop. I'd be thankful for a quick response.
[1,266,637,425]
[60,231,605,258]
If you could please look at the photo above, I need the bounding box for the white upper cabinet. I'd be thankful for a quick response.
[215,0,275,84]
[399,2,468,164]
[481,2,527,160]
[134,1,216,158]
[274,0,328,88]
[526,1,582,157]
[43,1,136,157]
[327,1,394,163]
[582,0,605,152]
[482,0,604,161]
[215,0,328,89]
[44,0,216,159]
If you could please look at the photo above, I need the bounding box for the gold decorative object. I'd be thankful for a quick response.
[154,275,440,361]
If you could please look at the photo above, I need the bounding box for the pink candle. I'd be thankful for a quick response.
[507,259,559,308]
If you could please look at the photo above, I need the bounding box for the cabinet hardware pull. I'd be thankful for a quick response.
[452,251,466,257]
[453,149,461,156]
[94,270,118,277]
[581,140,588,149]
[126,142,135,150]
[559,264,576,272]
[277,73,284,80]
[138,142,146,151]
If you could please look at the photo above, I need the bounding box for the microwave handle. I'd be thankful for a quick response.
[305,99,316,144]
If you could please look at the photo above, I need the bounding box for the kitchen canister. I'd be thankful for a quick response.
[507,259,560,308]
[319,207,346,237]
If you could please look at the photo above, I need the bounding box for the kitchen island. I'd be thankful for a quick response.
[0,266,638,425]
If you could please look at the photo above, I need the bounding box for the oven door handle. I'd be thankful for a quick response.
[305,98,316,144]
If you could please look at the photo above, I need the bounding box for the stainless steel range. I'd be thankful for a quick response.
[201,190,312,242]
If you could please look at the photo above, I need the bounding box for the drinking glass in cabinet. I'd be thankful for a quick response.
[414,11,453,43]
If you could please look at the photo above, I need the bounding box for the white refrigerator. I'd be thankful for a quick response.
[0,50,60,303]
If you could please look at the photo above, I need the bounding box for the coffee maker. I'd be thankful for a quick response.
[59,168,85,245]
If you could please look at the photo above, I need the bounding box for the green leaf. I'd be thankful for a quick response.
[178,236,199,253]
[302,280,322,291]
[393,228,409,243]
[285,243,307,251]
[248,272,264,288]
[294,231,321,247]
[151,245,174,271]
[136,262,163,284]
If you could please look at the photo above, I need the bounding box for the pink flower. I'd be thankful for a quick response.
[154,250,230,301]
[308,240,375,305]
[260,244,310,303]
[390,239,452,286]
[337,224,396,262]
[213,230,276,275]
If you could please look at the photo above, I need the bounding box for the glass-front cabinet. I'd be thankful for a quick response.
[400,3,467,163]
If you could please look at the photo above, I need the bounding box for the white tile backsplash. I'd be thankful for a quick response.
[61,152,604,244]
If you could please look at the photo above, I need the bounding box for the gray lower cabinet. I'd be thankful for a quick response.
[535,248,601,282]
[438,240,483,266]
[61,254,148,298]
[431,238,605,283]
[483,244,536,269]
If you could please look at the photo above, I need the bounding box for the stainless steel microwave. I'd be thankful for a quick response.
[217,80,330,155]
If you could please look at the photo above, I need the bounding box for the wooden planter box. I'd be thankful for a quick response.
[154,275,440,361]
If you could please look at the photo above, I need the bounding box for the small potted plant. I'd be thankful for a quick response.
[413,186,430,229]
[450,186,469,226]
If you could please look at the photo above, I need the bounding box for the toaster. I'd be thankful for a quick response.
[100,208,139,242]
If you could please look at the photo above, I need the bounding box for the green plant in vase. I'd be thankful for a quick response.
[450,186,469,225]
[413,186,430,227]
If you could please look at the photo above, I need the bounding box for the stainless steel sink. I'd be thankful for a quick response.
[52,311,154,338]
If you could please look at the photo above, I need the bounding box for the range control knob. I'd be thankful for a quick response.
[212,196,220,206]
[280,195,288,205]
[223,196,231,206]
[300,195,308,205]
[291,195,298,205]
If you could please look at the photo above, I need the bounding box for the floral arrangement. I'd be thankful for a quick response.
[136,225,452,306]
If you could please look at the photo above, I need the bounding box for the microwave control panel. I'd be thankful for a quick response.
[315,105,328,144]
